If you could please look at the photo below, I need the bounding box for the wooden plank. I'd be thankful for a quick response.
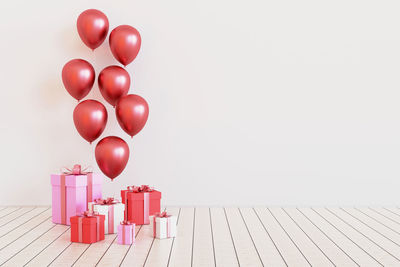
[297,208,380,266]
[0,224,69,266]
[367,208,400,231]
[225,207,263,266]
[315,207,397,266]
[374,208,400,223]
[210,207,239,267]
[285,208,357,266]
[269,207,333,266]
[384,208,400,218]
[330,208,400,260]
[49,241,89,266]
[191,207,215,267]
[99,224,142,266]
[25,229,72,266]
[144,207,180,267]
[72,235,117,267]
[0,207,35,229]
[0,219,55,264]
[254,207,309,267]
[344,208,400,245]
[0,208,51,249]
[167,207,195,267]
[0,207,21,219]
[240,208,285,267]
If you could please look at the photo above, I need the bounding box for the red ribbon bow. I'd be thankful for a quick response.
[95,197,119,205]
[155,212,170,218]
[82,211,99,217]
[61,164,92,175]
[127,185,154,193]
[120,220,133,225]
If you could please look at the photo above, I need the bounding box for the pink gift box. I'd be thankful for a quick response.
[117,222,135,245]
[51,173,102,225]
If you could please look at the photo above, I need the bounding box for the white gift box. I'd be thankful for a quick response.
[89,200,124,234]
[153,215,177,239]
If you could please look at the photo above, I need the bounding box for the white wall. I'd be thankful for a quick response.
[1,0,400,206]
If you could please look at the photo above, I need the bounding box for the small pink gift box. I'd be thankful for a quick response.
[118,221,135,245]
[51,165,102,225]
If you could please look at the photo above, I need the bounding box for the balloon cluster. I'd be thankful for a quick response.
[62,9,149,181]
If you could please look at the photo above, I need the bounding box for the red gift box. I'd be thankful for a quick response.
[70,211,105,244]
[121,185,161,225]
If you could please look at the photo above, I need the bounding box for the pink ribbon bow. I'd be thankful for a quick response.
[61,164,92,175]
[155,212,171,218]
[95,197,119,205]
[121,220,133,225]
[127,185,154,193]
[82,210,99,217]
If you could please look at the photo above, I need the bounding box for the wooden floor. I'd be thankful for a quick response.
[1,207,400,266]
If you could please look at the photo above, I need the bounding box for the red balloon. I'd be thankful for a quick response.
[116,94,149,137]
[77,9,109,50]
[98,66,131,107]
[73,100,108,143]
[62,59,95,101]
[109,25,141,66]
[95,136,130,180]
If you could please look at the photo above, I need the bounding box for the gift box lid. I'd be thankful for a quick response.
[155,215,177,222]
[70,214,105,225]
[118,222,135,229]
[121,190,161,202]
[51,174,88,187]
[92,202,124,212]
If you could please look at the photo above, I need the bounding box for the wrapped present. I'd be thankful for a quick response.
[121,185,161,225]
[121,185,161,215]
[153,212,177,239]
[117,221,135,245]
[70,211,105,244]
[88,198,124,234]
[51,164,102,225]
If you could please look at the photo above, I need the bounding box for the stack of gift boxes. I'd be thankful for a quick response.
[51,165,176,244]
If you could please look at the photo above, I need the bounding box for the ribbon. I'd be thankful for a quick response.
[95,197,119,205]
[61,164,92,175]
[124,186,150,224]
[87,173,93,203]
[77,211,100,242]
[60,175,66,224]
[155,212,171,218]
[143,193,149,224]
[109,205,114,233]
[153,216,156,238]
[126,185,154,193]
